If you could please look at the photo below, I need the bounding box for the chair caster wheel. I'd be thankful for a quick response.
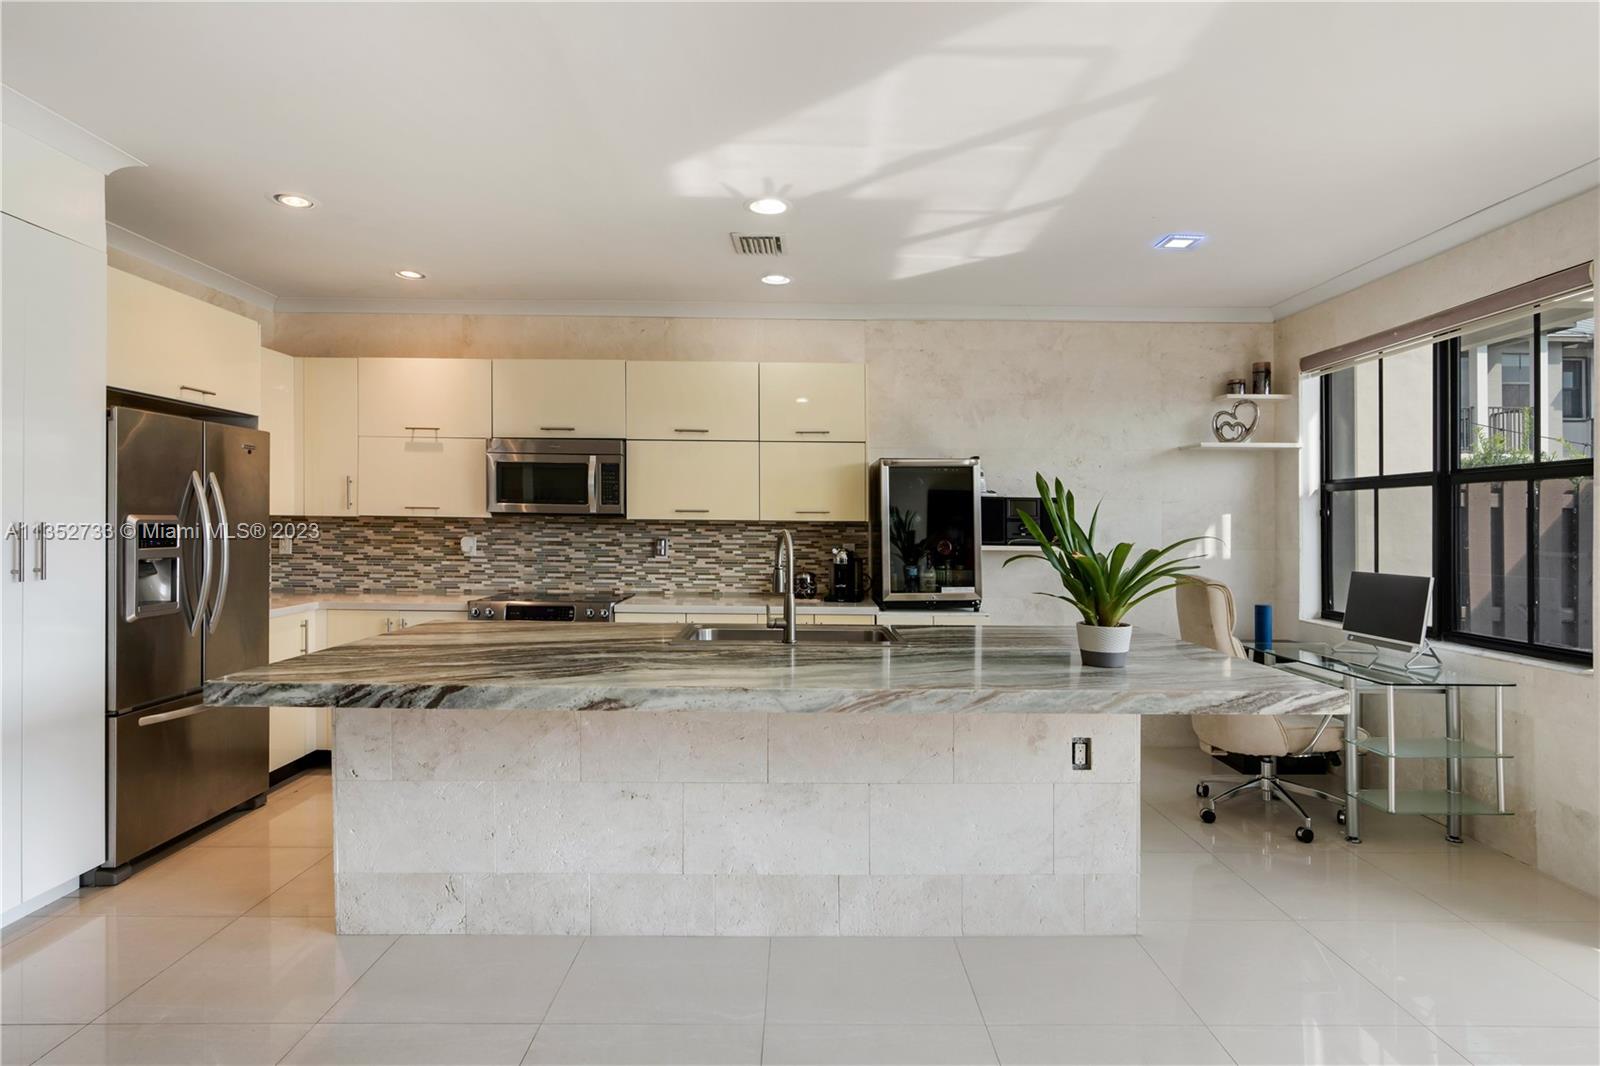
[1335,809,1347,826]
[1295,826,1315,844]
[1196,783,1210,798]
[1199,808,1216,824]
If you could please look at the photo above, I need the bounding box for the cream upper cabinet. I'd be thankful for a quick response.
[302,358,359,516]
[107,267,262,414]
[493,359,626,438]
[625,361,758,440]
[627,440,758,520]
[358,357,491,438]
[357,436,487,518]
[759,442,867,522]
[259,349,303,515]
[760,363,866,441]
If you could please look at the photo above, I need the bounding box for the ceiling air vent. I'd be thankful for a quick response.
[730,232,785,256]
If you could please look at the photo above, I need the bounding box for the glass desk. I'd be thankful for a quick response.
[1240,640,1514,844]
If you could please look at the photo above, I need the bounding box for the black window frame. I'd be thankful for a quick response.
[1319,303,1594,666]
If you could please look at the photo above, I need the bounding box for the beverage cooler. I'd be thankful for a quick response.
[869,458,982,610]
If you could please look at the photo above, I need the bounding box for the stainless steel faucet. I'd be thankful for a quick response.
[771,529,798,644]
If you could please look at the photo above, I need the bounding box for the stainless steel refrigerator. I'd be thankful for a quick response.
[101,406,269,880]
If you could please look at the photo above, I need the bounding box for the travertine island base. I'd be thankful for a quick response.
[207,623,1344,936]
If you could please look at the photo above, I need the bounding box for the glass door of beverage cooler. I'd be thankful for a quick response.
[873,458,982,606]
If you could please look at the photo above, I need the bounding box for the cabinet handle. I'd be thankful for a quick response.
[32,525,45,580]
[674,508,710,514]
[385,617,394,633]
[795,429,832,435]
[539,426,576,432]
[178,385,217,397]
[344,476,354,510]
[404,426,441,440]
[400,618,410,628]
[404,505,441,511]
[796,510,832,515]
[673,428,710,433]
[9,523,23,582]
[298,618,309,654]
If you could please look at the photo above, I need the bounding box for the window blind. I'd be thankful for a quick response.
[1298,262,1594,375]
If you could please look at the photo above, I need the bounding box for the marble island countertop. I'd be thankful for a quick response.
[208,622,1345,717]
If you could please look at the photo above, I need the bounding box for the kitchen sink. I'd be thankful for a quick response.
[674,624,902,645]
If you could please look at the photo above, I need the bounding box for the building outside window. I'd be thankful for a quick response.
[1320,291,1594,663]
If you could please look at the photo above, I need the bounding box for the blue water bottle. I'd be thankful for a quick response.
[1254,604,1274,650]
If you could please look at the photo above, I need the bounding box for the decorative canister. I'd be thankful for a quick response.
[1251,361,1272,395]
[1225,379,1247,395]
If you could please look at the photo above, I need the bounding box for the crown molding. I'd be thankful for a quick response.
[1,86,143,174]
[107,224,278,310]
[1269,161,1600,320]
[270,296,1274,324]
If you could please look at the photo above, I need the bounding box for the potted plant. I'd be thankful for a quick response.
[888,506,929,591]
[1004,474,1210,667]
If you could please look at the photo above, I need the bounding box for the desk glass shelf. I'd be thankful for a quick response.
[1242,642,1512,688]
[1357,789,1511,817]
[1356,737,1513,760]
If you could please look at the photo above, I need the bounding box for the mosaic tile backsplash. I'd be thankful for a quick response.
[270,516,870,598]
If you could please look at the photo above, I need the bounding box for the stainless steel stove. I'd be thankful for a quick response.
[466,591,633,622]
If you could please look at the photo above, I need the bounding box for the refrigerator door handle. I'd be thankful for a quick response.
[183,470,214,637]
[137,703,213,727]
[205,472,231,634]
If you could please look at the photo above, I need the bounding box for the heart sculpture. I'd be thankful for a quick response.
[1211,399,1260,443]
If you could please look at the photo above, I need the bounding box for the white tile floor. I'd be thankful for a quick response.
[1,749,1594,1065]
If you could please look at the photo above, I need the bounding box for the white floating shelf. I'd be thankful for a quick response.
[1182,441,1302,450]
[1213,393,1293,403]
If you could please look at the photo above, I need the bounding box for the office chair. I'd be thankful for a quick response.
[1175,576,1350,844]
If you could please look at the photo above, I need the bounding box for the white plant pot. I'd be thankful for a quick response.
[1076,622,1132,668]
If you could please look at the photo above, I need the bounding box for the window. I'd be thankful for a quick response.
[1561,357,1588,420]
[1320,293,1594,664]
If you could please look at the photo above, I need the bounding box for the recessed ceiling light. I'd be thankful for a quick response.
[272,193,315,209]
[395,269,426,280]
[795,396,810,404]
[748,197,789,215]
[1154,233,1205,250]
[760,274,791,286]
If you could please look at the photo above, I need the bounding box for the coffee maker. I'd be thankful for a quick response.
[825,547,864,603]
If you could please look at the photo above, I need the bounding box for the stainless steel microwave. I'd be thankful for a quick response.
[486,438,625,515]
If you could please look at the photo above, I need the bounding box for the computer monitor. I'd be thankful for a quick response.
[1342,571,1433,652]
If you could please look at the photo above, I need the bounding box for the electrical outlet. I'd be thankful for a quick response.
[460,535,479,556]
[1071,737,1091,771]
[277,536,292,556]
[653,537,671,559]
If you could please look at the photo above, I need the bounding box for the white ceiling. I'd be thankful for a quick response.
[3,2,1597,317]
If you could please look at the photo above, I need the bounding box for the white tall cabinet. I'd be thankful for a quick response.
[260,348,303,515]
[303,358,360,515]
[2,105,140,917]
